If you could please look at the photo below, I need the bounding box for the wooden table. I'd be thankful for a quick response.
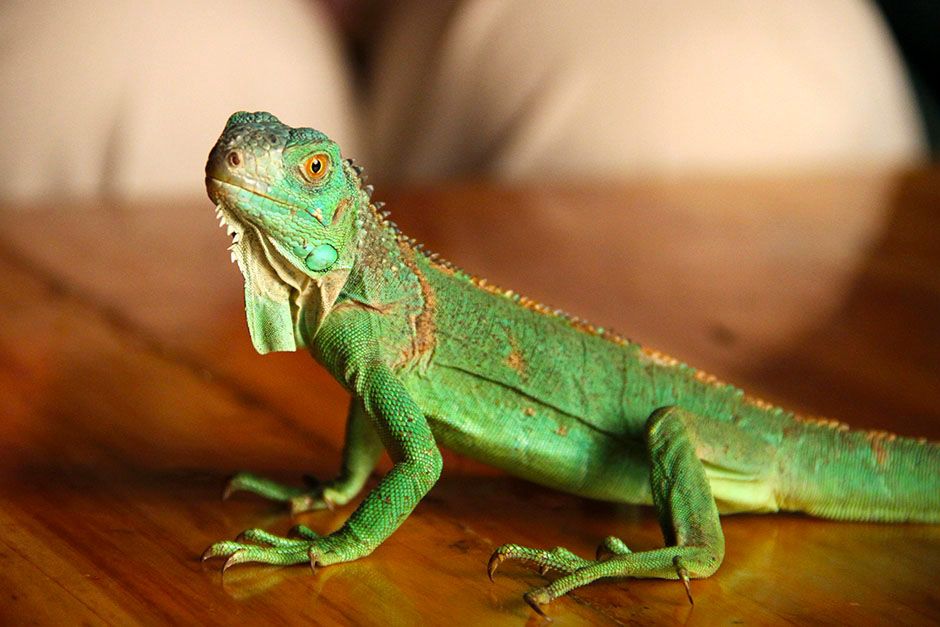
[1,168,938,624]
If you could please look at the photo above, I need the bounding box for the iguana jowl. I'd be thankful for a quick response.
[202,111,940,614]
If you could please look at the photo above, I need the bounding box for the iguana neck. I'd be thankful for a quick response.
[337,187,425,315]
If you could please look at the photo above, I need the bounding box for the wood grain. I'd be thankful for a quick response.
[0,167,937,624]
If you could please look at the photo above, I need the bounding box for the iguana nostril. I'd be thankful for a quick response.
[227,151,241,167]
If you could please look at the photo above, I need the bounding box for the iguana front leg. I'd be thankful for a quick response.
[205,310,443,571]
[223,398,383,514]
[490,406,770,615]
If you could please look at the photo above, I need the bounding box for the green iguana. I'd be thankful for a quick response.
[201,111,940,615]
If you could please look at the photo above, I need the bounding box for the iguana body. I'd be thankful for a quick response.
[202,112,940,614]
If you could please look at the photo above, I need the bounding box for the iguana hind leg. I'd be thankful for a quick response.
[490,406,777,615]
[223,399,383,514]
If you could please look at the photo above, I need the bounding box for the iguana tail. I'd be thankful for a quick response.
[776,420,940,523]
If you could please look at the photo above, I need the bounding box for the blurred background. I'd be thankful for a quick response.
[1,0,937,199]
[2,0,937,364]
[1,0,938,384]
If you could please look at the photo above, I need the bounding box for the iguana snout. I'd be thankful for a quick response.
[206,112,288,192]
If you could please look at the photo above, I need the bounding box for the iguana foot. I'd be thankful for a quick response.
[488,536,631,581]
[222,471,336,514]
[202,524,353,572]
[488,543,593,580]
[489,540,715,615]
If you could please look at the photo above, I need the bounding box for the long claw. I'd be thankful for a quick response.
[289,491,334,515]
[487,551,505,582]
[220,472,256,501]
[308,548,320,574]
[290,495,311,516]
[523,590,550,618]
[201,541,245,562]
[221,476,236,501]
[674,556,694,606]
[222,549,249,574]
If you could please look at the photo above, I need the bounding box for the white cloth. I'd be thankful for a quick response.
[0,0,358,200]
[367,0,925,181]
[0,0,926,200]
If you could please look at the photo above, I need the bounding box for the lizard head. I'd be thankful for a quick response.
[206,111,363,353]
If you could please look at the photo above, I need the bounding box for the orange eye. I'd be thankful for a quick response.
[302,152,331,182]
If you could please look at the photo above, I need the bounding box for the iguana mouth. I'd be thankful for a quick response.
[207,178,310,291]
[207,175,301,214]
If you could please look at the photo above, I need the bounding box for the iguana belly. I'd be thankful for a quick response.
[404,364,653,504]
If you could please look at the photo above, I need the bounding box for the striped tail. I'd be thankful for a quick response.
[776,419,940,523]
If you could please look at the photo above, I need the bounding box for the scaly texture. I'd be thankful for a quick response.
[201,112,940,615]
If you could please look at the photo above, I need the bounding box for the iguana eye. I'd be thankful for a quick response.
[302,152,331,183]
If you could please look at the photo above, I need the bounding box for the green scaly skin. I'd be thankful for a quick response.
[201,112,940,615]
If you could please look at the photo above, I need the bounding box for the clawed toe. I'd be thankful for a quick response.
[288,524,320,540]
[487,543,591,582]
[222,549,253,573]
[523,589,551,617]
[222,472,329,513]
[202,529,315,573]
[487,543,581,617]
[487,549,507,581]
[488,539,650,616]
[289,491,334,515]
[673,556,694,605]
[201,540,244,562]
